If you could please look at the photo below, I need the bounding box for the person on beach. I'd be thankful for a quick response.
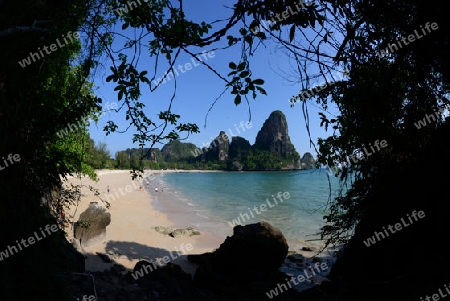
[155,187,158,192]
[57,207,66,225]
[107,185,110,193]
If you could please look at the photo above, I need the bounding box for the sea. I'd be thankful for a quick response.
[148,169,347,251]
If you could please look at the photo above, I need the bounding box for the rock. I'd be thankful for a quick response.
[161,139,199,161]
[203,131,230,161]
[133,260,156,276]
[189,222,299,300]
[69,261,210,301]
[154,226,200,237]
[287,253,305,264]
[128,262,216,300]
[209,221,289,273]
[186,253,212,265]
[96,252,113,263]
[170,227,200,238]
[75,203,111,248]
[300,152,317,169]
[229,136,252,160]
[254,110,299,161]
[154,226,174,236]
[302,247,313,251]
[71,237,82,250]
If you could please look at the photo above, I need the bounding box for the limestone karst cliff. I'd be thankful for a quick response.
[121,111,316,170]
[254,110,296,157]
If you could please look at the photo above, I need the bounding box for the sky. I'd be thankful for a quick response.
[88,0,341,159]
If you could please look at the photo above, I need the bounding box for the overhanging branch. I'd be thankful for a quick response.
[0,22,52,40]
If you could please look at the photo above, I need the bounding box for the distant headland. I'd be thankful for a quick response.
[116,110,317,171]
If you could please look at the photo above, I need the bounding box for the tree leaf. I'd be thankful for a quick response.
[240,71,250,78]
[234,94,241,105]
[237,62,246,71]
[256,86,267,95]
[239,28,247,36]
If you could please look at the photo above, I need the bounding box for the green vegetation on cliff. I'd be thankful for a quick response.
[114,111,308,171]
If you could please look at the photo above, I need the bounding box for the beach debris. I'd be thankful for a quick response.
[75,203,111,248]
[153,226,200,237]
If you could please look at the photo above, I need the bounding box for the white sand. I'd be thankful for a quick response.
[63,169,223,275]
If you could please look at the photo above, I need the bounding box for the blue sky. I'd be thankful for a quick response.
[88,0,340,159]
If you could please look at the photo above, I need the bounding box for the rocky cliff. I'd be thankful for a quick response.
[300,152,317,169]
[161,139,198,161]
[254,110,296,156]
[153,110,309,170]
[204,131,230,161]
[229,136,252,160]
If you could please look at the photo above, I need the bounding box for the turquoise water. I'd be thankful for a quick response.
[150,169,345,250]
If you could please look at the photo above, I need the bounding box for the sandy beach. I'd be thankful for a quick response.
[62,169,224,276]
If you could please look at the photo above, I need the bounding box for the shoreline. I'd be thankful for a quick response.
[63,169,337,287]
[63,169,223,276]
[136,169,339,292]
[90,168,308,174]
[151,170,328,251]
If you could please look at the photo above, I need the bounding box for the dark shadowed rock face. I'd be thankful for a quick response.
[229,136,252,160]
[205,131,230,161]
[187,222,298,300]
[211,221,289,273]
[254,110,296,156]
[75,203,111,248]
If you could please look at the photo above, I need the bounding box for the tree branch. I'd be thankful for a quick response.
[0,20,54,40]
[0,26,49,39]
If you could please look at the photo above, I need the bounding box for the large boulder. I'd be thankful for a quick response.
[208,221,289,273]
[75,202,111,248]
[188,222,296,300]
